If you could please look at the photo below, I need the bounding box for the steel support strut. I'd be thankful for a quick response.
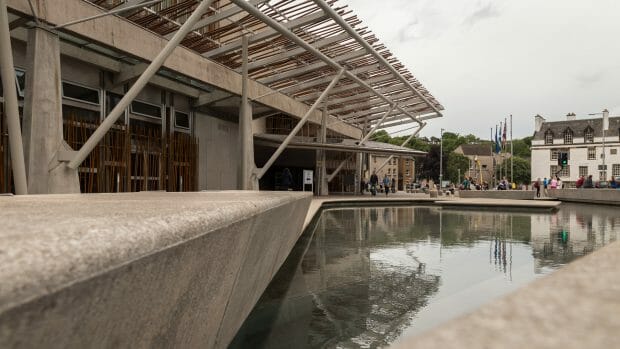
[375,123,426,173]
[327,104,395,182]
[255,68,345,180]
[68,0,215,170]
[0,0,27,194]
[229,0,425,127]
[311,0,443,118]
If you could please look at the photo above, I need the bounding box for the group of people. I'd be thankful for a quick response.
[363,171,396,196]
[575,175,620,189]
[533,176,563,197]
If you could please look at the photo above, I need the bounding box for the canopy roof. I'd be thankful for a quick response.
[86,0,444,133]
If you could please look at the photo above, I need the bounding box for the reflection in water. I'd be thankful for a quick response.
[230,204,619,348]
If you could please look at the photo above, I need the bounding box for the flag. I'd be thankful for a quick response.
[495,125,501,154]
[502,119,507,149]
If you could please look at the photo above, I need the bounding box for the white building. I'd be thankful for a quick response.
[531,113,620,185]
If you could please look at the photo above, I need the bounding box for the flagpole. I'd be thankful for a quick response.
[510,114,514,184]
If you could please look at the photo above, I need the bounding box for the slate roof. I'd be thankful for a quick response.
[455,144,493,156]
[533,116,620,141]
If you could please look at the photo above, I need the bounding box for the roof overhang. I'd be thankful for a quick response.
[254,134,426,157]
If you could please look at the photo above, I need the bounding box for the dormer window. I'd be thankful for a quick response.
[584,127,594,143]
[563,128,573,144]
[544,130,554,145]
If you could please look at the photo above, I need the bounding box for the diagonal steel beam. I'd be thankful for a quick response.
[0,0,27,194]
[255,69,345,180]
[329,94,421,115]
[312,0,443,118]
[327,104,394,182]
[204,10,327,58]
[68,0,215,169]
[375,123,426,173]
[279,64,381,95]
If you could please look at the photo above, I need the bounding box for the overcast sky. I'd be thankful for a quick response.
[345,0,620,140]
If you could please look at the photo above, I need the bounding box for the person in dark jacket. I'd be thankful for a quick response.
[281,168,293,190]
[369,171,379,196]
[583,175,594,188]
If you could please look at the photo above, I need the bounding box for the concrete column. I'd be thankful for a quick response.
[238,35,258,190]
[22,26,79,194]
[316,105,329,196]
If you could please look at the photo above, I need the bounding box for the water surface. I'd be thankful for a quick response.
[231,203,619,348]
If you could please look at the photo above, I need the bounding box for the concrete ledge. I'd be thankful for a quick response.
[458,190,537,200]
[0,191,311,348]
[392,239,620,349]
[551,188,620,205]
[435,198,561,210]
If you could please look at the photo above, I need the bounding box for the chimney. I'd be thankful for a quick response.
[566,112,576,121]
[535,114,545,132]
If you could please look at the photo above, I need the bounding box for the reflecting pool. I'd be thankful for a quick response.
[230,204,620,349]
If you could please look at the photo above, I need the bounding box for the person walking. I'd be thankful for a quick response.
[391,177,397,193]
[369,171,379,196]
[534,178,541,198]
[383,175,391,196]
[550,177,558,189]
[584,175,594,188]
[543,177,549,197]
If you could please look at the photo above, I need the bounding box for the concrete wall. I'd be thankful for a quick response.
[550,188,620,205]
[0,191,312,349]
[195,112,239,190]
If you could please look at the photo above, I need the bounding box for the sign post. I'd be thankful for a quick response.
[303,169,314,193]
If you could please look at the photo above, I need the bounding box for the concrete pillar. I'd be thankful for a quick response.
[316,105,329,196]
[22,26,79,194]
[238,35,258,190]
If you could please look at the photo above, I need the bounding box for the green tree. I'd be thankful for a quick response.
[496,156,530,184]
[446,153,470,184]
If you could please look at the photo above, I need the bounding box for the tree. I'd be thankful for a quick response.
[496,156,530,184]
[446,153,470,184]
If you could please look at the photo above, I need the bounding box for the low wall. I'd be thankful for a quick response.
[458,190,536,200]
[0,191,311,349]
[550,188,620,205]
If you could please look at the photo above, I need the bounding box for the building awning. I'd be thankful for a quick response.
[254,133,426,157]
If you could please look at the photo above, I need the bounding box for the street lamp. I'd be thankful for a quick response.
[439,128,444,189]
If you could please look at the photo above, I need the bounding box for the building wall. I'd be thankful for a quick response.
[369,155,398,185]
[531,137,620,182]
[195,113,239,190]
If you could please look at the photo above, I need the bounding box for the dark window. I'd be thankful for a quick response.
[62,82,100,105]
[106,92,124,114]
[15,69,25,97]
[130,100,161,119]
[175,111,190,129]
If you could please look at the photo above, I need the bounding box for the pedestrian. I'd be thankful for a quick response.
[556,176,562,189]
[543,177,549,196]
[534,178,541,198]
[391,177,397,193]
[281,168,293,191]
[383,175,391,196]
[369,171,379,196]
[575,175,584,188]
[584,175,594,188]
[550,176,557,189]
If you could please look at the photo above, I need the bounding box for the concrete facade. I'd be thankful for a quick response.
[0,191,312,348]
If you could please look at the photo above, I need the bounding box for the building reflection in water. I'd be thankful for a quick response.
[231,204,619,348]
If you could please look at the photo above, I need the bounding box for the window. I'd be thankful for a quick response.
[579,166,588,177]
[613,164,620,177]
[15,69,25,97]
[175,111,190,129]
[611,149,617,155]
[62,81,100,105]
[130,100,162,119]
[551,165,569,177]
[482,164,487,169]
[544,130,553,144]
[584,127,594,143]
[563,128,573,144]
[588,147,596,160]
[405,170,410,176]
[551,148,569,160]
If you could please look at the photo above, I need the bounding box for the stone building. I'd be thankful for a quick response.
[453,144,499,184]
[531,113,620,185]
